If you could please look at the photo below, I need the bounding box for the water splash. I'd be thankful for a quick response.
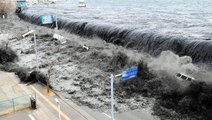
[17,11,212,64]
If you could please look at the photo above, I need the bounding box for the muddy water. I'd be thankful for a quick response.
[24,0,212,40]
[18,0,212,64]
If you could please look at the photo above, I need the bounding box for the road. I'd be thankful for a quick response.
[0,72,158,120]
[0,72,96,120]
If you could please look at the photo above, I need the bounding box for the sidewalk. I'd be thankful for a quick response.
[0,71,26,101]
[0,71,31,116]
[0,71,57,119]
[0,71,97,120]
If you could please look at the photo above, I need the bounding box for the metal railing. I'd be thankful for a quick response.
[0,93,36,116]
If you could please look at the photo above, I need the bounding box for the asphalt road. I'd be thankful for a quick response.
[0,72,158,120]
[0,73,96,120]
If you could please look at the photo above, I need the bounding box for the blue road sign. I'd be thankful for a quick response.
[40,15,55,25]
[17,1,27,7]
[121,66,138,81]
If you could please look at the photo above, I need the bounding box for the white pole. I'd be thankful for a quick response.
[33,31,39,71]
[55,98,61,120]
[110,74,115,120]
[58,104,61,120]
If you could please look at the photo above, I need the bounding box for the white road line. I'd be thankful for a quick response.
[103,112,112,119]
[28,114,36,120]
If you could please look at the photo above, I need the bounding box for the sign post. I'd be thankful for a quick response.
[110,74,115,120]
[109,66,138,120]
[121,67,138,81]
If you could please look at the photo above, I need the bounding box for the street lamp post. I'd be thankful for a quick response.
[22,30,39,71]
[55,98,61,120]
[33,30,39,71]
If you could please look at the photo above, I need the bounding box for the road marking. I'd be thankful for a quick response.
[28,114,36,120]
[103,112,112,119]
[30,85,71,120]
